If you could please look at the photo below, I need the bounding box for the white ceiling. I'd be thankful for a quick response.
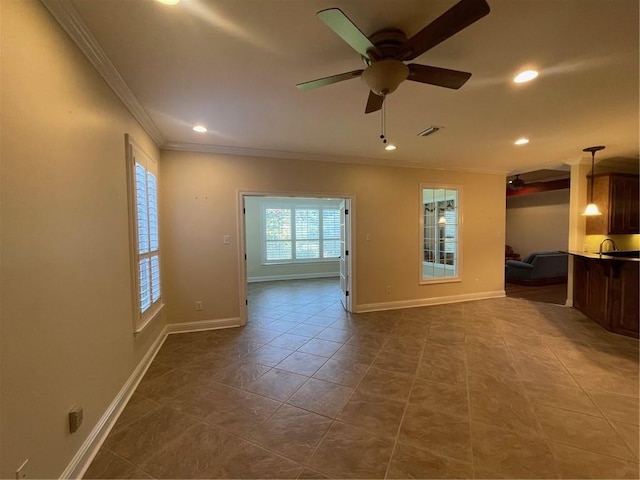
[67,0,639,174]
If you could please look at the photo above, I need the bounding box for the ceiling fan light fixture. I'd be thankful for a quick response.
[513,70,538,83]
[361,60,409,95]
[384,144,397,151]
[514,137,529,145]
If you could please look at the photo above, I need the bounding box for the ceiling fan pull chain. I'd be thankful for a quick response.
[380,93,387,144]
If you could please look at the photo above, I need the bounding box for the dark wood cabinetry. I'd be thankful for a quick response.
[586,174,639,235]
[572,255,639,337]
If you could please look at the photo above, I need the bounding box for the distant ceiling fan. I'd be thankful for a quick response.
[508,174,526,190]
[296,0,491,114]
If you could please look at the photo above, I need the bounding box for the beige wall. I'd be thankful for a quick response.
[160,150,506,323]
[1,1,165,478]
[244,196,340,282]
[506,189,570,258]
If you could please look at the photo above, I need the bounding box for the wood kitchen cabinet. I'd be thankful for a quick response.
[586,173,639,235]
[572,254,639,338]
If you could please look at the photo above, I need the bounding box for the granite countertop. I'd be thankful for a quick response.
[566,251,640,262]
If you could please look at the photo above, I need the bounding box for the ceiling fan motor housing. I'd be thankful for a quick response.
[361,60,410,95]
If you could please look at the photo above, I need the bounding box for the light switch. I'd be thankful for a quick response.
[223,235,230,245]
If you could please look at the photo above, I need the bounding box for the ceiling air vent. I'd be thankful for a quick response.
[417,126,441,137]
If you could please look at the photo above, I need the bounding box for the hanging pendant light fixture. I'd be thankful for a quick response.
[581,145,605,216]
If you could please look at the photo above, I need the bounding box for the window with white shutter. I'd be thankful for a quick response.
[262,199,341,264]
[126,135,163,332]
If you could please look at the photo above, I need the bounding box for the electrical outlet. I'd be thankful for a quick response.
[69,406,83,433]
[195,301,203,311]
[386,285,392,294]
[15,459,28,479]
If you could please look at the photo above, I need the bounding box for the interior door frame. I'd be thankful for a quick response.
[237,190,355,325]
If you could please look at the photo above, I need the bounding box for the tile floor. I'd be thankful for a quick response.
[85,278,639,479]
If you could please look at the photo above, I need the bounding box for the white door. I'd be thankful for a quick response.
[339,199,351,311]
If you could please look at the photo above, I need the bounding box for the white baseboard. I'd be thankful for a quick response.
[166,317,242,334]
[248,272,339,283]
[61,317,241,478]
[355,290,506,313]
[61,325,168,479]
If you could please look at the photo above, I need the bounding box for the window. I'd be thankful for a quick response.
[262,200,341,263]
[420,186,461,282]
[126,135,162,332]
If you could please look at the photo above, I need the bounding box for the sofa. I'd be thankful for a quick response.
[505,251,568,285]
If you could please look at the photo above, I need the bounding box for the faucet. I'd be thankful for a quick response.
[599,238,619,255]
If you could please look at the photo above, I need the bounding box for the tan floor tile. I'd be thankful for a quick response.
[417,344,467,386]
[312,357,369,387]
[521,380,600,416]
[337,390,405,440]
[297,467,330,479]
[275,351,328,376]
[211,360,271,388]
[213,434,304,479]
[245,368,307,401]
[356,367,413,402]
[550,442,640,479]
[105,406,199,465]
[136,368,207,401]
[203,386,281,438]
[298,338,343,357]
[610,421,640,461]
[371,349,420,376]
[380,335,424,358]
[536,404,636,461]
[243,344,294,367]
[250,404,332,463]
[469,377,542,437]
[308,421,394,479]
[84,449,152,479]
[409,378,469,419]
[314,327,353,343]
[387,441,473,479]
[331,343,378,364]
[470,421,559,479]
[109,393,162,436]
[268,333,312,350]
[287,377,353,418]
[587,390,640,425]
[398,405,473,464]
[141,423,241,478]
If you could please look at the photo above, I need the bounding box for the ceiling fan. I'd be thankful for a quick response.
[508,174,526,190]
[296,0,491,114]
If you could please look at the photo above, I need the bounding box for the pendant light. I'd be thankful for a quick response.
[582,145,605,216]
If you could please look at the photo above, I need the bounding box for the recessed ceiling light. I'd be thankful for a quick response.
[193,125,207,133]
[513,70,538,83]
[514,138,530,145]
[385,144,397,151]
[156,0,180,5]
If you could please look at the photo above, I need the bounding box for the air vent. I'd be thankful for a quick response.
[417,126,441,137]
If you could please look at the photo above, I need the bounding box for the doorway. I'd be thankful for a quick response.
[237,193,353,325]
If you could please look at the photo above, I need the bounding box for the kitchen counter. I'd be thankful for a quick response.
[566,250,640,261]
[569,253,639,338]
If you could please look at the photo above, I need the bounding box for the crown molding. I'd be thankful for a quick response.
[163,142,510,175]
[40,0,165,146]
